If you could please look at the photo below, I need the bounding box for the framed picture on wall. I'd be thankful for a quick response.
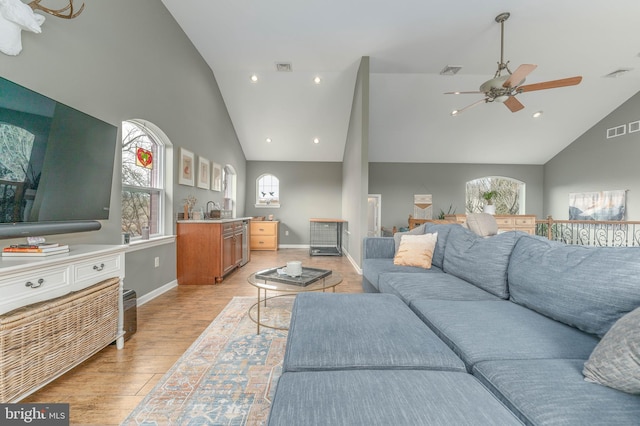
[178,148,195,186]
[211,162,222,191]
[197,157,211,189]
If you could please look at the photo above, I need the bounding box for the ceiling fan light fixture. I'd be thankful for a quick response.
[494,95,509,103]
[604,68,633,78]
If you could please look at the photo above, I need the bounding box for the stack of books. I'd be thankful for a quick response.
[2,243,70,257]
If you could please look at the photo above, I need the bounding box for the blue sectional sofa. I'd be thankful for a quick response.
[268,224,640,425]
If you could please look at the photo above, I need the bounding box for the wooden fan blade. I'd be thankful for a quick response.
[503,96,525,113]
[444,91,485,95]
[503,64,537,88]
[519,76,582,92]
[452,98,488,115]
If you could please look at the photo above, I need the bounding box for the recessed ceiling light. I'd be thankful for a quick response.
[450,110,459,116]
[313,76,322,84]
[266,138,272,143]
[313,138,320,144]
[250,74,258,82]
[532,111,543,118]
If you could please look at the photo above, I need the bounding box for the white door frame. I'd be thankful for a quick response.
[367,194,382,237]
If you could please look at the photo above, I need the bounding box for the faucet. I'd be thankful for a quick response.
[206,201,215,218]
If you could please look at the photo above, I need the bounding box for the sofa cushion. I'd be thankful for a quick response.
[443,227,523,299]
[423,223,460,269]
[268,370,523,426]
[362,258,442,291]
[473,359,640,426]
[465,212,499,237]
[411,300,599,371]
[393,232,437,269]
[583,306,640,394]
[283,293,465,373]
[378,272,500,306]
[508,235,640,337]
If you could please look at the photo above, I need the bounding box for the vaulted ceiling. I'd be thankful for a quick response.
[160,0,640,164]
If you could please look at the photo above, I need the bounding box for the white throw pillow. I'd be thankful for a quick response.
[393,233,438,269]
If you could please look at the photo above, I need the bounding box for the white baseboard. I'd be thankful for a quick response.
[342,248,362,275]
[136,279,178,306]
[278,244,310,249]
[264,244,362,274]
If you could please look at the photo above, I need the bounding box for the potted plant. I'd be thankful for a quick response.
[482,190,497,214]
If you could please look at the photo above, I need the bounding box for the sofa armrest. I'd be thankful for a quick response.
[363,237,395,259]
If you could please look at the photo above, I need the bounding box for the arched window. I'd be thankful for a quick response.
[465,176,525,215]
[121,120,166,238]
[255,173,280,208]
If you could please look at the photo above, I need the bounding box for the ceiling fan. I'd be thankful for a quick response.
[446,12,582,115]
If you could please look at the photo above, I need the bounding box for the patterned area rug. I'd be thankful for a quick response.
[121,296,291,426]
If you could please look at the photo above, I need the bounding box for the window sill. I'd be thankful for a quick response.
[126,235,176,252]
[254,204,280,209]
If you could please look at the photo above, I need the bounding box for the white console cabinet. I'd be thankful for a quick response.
[0,244,126,402]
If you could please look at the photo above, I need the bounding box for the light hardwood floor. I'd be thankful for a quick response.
[22,248,363,425]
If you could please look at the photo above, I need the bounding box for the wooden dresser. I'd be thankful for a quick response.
[493,215,537,235]
[250,220,279,251]
[444,214,537,235]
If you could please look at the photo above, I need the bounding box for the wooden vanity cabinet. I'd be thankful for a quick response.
[177,220,246,284]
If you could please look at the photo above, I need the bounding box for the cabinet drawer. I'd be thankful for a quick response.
[74,255,122,284]
[251,223,276,236]
[495,217,515,226]
[0,267,71,315]
[515,217,535,226]
[251,236,277,250]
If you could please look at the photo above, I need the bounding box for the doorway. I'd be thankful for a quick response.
[367,194,381,237]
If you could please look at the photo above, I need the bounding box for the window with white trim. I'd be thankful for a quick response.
[255,173,280,208]
[465,176,525,215]
[121,121,164,238]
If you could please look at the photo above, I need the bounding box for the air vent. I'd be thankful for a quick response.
[629,121,640,133]
[275,62,292,72]
[607,125,626,139]
[604,68,633,78]
[440,65,462,76]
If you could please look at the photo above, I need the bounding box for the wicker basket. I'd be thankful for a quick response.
[0,277,120,402]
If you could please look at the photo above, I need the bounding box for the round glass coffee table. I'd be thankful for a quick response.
[247,269,342,334]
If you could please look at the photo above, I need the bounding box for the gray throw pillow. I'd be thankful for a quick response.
[393,224,426,253]
[583,307,640,394]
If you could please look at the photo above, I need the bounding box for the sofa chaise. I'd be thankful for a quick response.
[268,223,640,425]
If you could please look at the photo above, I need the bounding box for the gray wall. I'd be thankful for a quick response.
[0,1,245,297]
[544,91,640,220]
[244,162,342,245]
[342,57,370,267]
[369,163,544,230]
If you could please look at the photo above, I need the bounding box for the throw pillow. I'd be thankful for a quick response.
[465,213,499,237]
[583,307,640,394]
[393,232,437,269]
[393,223,426,253]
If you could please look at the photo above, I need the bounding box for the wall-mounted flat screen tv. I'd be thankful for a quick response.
[0,76,118,238]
